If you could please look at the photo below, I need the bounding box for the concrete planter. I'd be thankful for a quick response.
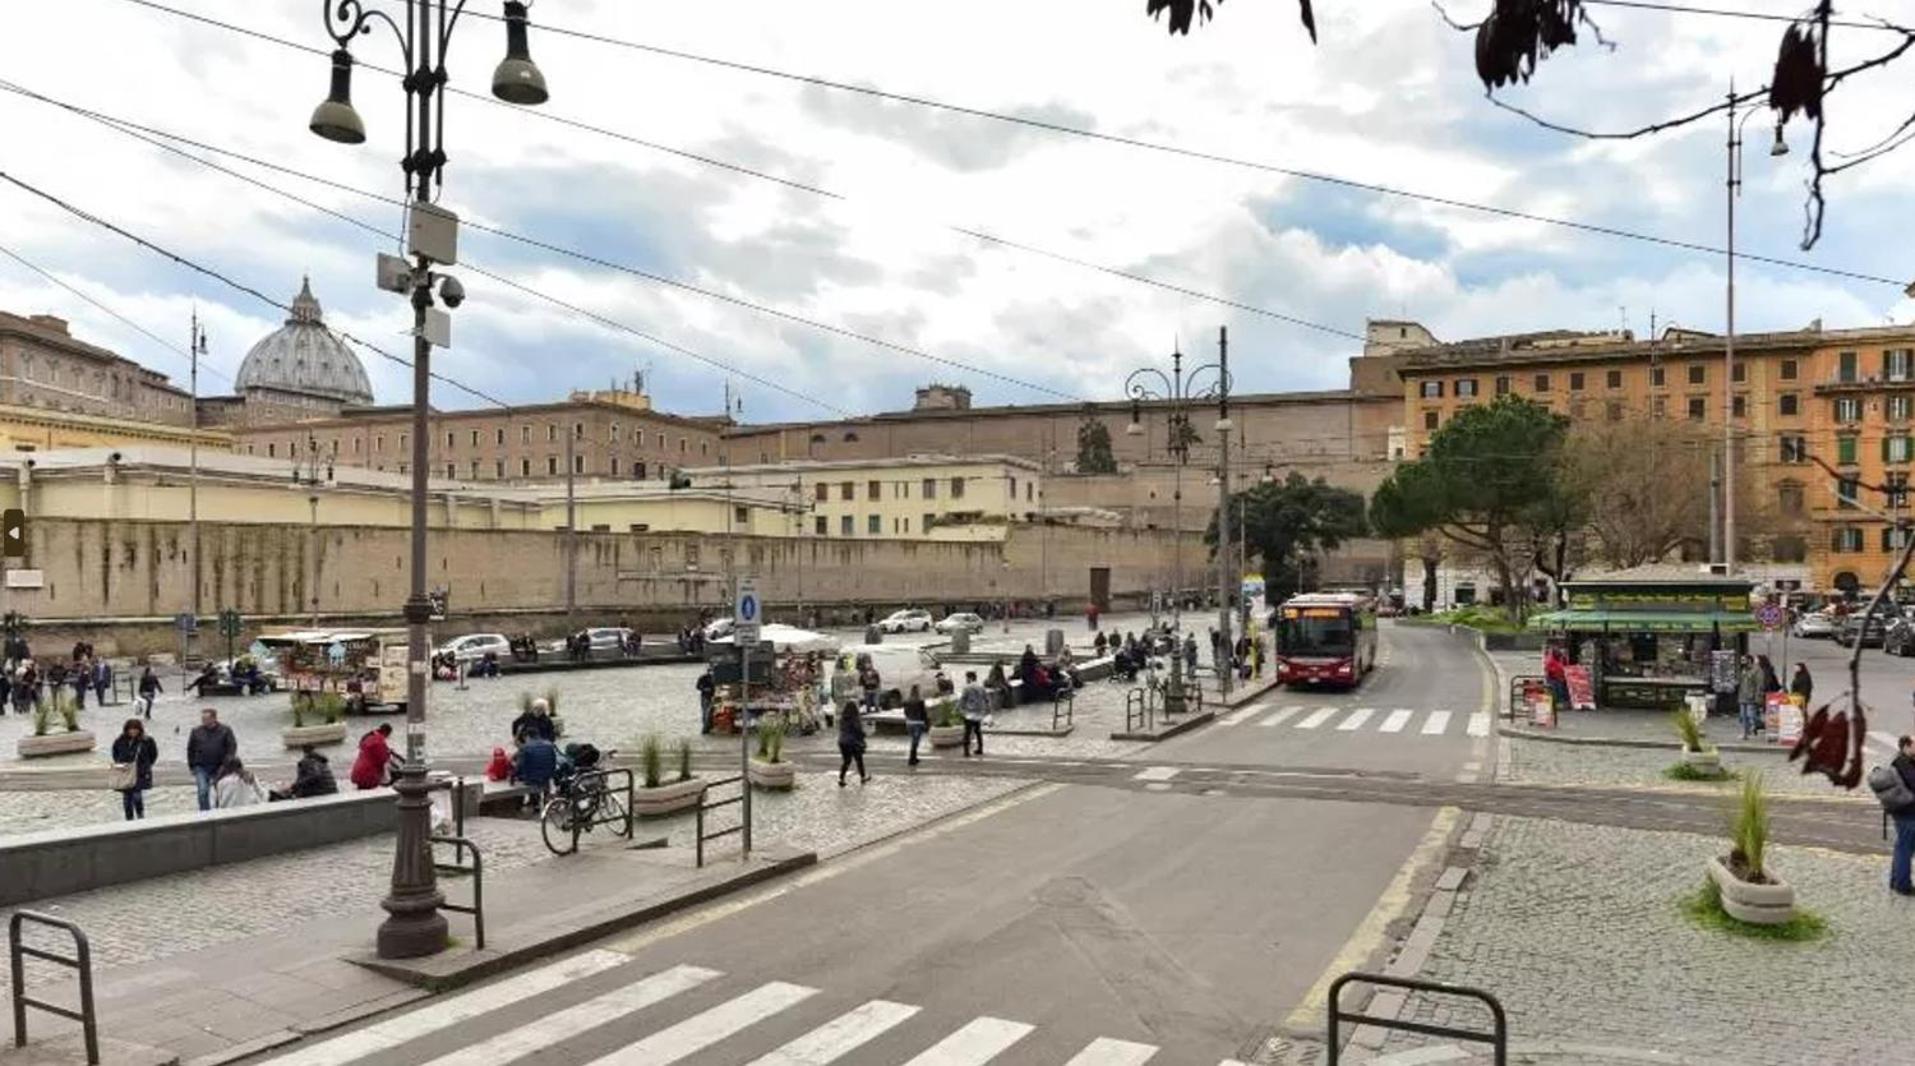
[1708,855,1796,925]
[634,777,707,817]
[282,722,348,749]
[17,731,96,758]
[929,724,965,749]
[748,759,795,790]
[1681,748,1722,773]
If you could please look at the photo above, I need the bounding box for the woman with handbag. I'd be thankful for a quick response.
[109,718,158,820]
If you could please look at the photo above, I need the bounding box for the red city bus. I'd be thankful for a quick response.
[1274,593,1378,688]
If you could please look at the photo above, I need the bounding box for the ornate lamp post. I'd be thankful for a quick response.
[1125,328,1233,702]
[309,0,549,960]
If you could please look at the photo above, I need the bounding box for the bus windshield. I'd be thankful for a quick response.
[1279,611,1354,656]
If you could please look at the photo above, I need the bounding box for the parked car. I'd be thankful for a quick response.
[1836,610,1891,648]
[580,627,636,653]
[437,633,510,663]
[878,609,934,634]
[935,612,985,635]
[702,617,735,642]
[1791,610,1836,639]
[1885,614,1915,656]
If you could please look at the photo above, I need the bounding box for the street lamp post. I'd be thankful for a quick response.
[1125,330,1233,698]
[1723,84,1789,573]
[310,0,548,960]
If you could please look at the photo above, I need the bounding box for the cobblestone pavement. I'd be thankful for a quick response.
[1504,736,1873,800]
[1378,816,1915,1066]
[0,768,1024,995]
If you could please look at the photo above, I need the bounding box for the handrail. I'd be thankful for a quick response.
[695,774,745,868]
[1326,971,1507,1066]
[429,835,485,950]
[1507,674,1544,721]
[9,911,99,1065]
[1125,688,1152,733]
[1052,689,1074,732]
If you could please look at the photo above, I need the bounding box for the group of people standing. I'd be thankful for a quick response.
[1735,653,1813,740]
[3,639,114,716]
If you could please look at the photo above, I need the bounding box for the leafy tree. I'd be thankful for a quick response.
[1075,418,1117,475]
[1369,465,1447,613]
[1206,471,1367,603]
[1368,396,1570,619]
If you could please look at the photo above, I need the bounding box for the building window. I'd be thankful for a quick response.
[1888,349,1913,382]
[1494,376,1511,396]
[497,428,505,445]
[1779,435,1806,462]
[1026,482,1034,501]
[1605,401,1623,422]
[354,438,363,454]
[1885,526,1914,551]
[1835,397,1862,423]
[1888,435,1913,464]
[1424,410,1439,430]
[814,482,828,501]
[839,481,854,500]
[1606,369,1622,389]
[814,516,828,536]
[657,433,666,449]
[572,423,583,439]
[521,426,530,444]
[1833,527,1864,553]
[867,515,881,534]
[494,460,504,478]
[1687,364,1705,385]
[268,443,276,457]
[1732,362,1747,384]
[1651,366,1666,387]
[701,442,709,456]
[1839,351,1858,383]
[1732,395,1747,418]
[1837,435,1858,465]
[735,505,750,525]
[951,477,966,498]
[521,458,531,477]
[1419,381,1443,399]
[844,431,860,443]
[1891,396,1912,422]
[1773,535,1808,563]
[1891,473,1911,509]
[634,462,646,480]
[1779,393,1799,417]
[1778,483,1804,515]
[1780,359,1798,380]
[1456,379,1478,398]
[1009,477,1018,499]
[868,479,881,500]
[1533,373,1550,392]
[922,478,937,499]
[1569,371,1585,391]
[400,434,408,450]
[840,515,853,536]
[923,513,935,535]
[547,424,556,442]
[547,456,558,475]
[679,437,687,453]
[1838,476,1859,509]
[1686,397,1706,421]
[574,454,585,474]
[1652,396,1666,418]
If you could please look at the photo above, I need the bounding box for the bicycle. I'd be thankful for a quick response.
[539,748,631,856]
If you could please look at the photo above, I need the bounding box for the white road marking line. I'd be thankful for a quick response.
[1379,710,1413,734]
[1467,713,1490,737]
[1219,703,1265,726]
[1337,708,1376,731]
[258,950,634,1066]
[900,1017,1034,1065]
[1064,1037,1159,1065]
[423,965,723,1066]
[1132,766,1180,782]
[1296,707,1341,730]
[1258,706,1304,728]
[746,1000,920,1065]
[1421,711,1453,735]
[585,981,818,1066]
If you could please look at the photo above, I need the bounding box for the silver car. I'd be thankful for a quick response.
[1791,611,1836,639]
[437,633,509,662]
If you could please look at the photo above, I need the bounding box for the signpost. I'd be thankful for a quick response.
[1756,600,1789,702]
[174,611,197,691]
[217,609,242,669]
[734,578,759,857]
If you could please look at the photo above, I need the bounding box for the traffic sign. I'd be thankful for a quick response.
[2,509,24,558]
[1756,602,1785,631]
[734,578,761,647]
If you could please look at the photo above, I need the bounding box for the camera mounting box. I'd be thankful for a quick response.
[408,202,459,266]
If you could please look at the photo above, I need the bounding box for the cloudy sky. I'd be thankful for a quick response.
[2,0,1912,422]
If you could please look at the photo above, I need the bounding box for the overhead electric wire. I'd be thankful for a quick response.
[1582,0,1897,32]
[111,0,1907,294]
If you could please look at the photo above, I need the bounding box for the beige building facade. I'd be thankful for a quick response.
[684,455,1044,542]
[0,311,196,427]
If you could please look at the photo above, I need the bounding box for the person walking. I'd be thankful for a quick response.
[136,665,162,720]
[837,699,869,786]
[902,684,929,767]
[185,707,236,812]
[1790,662,1813,707]
[1543,644,1569,712]
[959,670,988,757]
[1757,654,1781,696]
[1882,736,1915,895]
[859,658,882,713]
[110,717,158,821]
[70,658,90,710]
[14,661,37,716]
[695,668,716,734]
[1737,655,1765,740]
[1183,633,1199,675]
[213,756,265,809]
[92,658,111,706]
[350,723,398,790]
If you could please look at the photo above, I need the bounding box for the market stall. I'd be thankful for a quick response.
[705,625,844,734]
[1529,571,1756,711]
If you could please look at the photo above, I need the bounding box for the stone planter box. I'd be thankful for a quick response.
[17,731,96,758]
[929,724,965,749]
[282,722,348,749]
[634,778,707,817]
[748,759,795,790]
[1707,855,1796,925]
[1681,748,1722,773]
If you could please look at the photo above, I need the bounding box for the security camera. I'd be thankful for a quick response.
[108,452,122,463]
[438,274,466,309]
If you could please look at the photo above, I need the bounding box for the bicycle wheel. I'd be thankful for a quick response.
[540,796,579,855]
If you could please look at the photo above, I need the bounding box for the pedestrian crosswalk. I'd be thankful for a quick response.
[1249,704,1489,739]
[260,953,1258,1066]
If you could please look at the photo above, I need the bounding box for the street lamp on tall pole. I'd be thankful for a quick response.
[1723,83,1789,573]
[309,0,549,960]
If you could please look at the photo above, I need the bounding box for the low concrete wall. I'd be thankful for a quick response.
[0,788,398,906]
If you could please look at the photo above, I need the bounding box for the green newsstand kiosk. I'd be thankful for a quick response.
[1529,569,1756,711]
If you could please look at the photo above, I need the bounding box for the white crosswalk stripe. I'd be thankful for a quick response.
[1467,713,1490,737]
[1219,703,1265,726]
[745,1000,920,1065]
[1295,707,1341,729]
[1064,1036,1159,1065]
[901,1016,1034,1064]
[1133,766,1180,782]
[1380,709,1414,733]
[1258,705,1304,728]
[1422,710,1453,735]
[422,965,722,1066]
[1337,708,1376,731]
[585,981,817,1065]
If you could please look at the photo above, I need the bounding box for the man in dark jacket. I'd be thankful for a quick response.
[185,707,237,811]
[289,746,339,798]
[1891,736,1915,896]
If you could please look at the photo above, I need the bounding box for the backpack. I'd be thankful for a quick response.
[1867,764,1915,813]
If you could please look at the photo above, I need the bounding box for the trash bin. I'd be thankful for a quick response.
[950,630,971,655]
[1045,628,1066,656]
[864,624,883,645]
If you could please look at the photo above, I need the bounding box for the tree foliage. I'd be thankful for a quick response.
[1075,418,1118,475]
[1207,471,1366,603]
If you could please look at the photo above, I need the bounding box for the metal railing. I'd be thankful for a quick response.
[695,774,746,868]
[1051,689,1074,732]
[1506,675,1543,721]
[9,912,98,1065]
[429,835,485,950]
[1326,972,1507,1066]
[1125,688,1153,733]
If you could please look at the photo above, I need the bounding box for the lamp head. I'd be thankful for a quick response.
[492,1,550,106]
[1125,399,1143,435]
[309,50,366,145]
[1769,122,1790,158]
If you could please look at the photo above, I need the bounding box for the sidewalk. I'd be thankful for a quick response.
[2,842,813,1066]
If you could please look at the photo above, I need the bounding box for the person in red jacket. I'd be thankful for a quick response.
[1543,643,1570,712]
[350,723,399,790]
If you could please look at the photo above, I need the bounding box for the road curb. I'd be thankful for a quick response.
[1500,725,1791,755]
[1110,710,1215,742]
